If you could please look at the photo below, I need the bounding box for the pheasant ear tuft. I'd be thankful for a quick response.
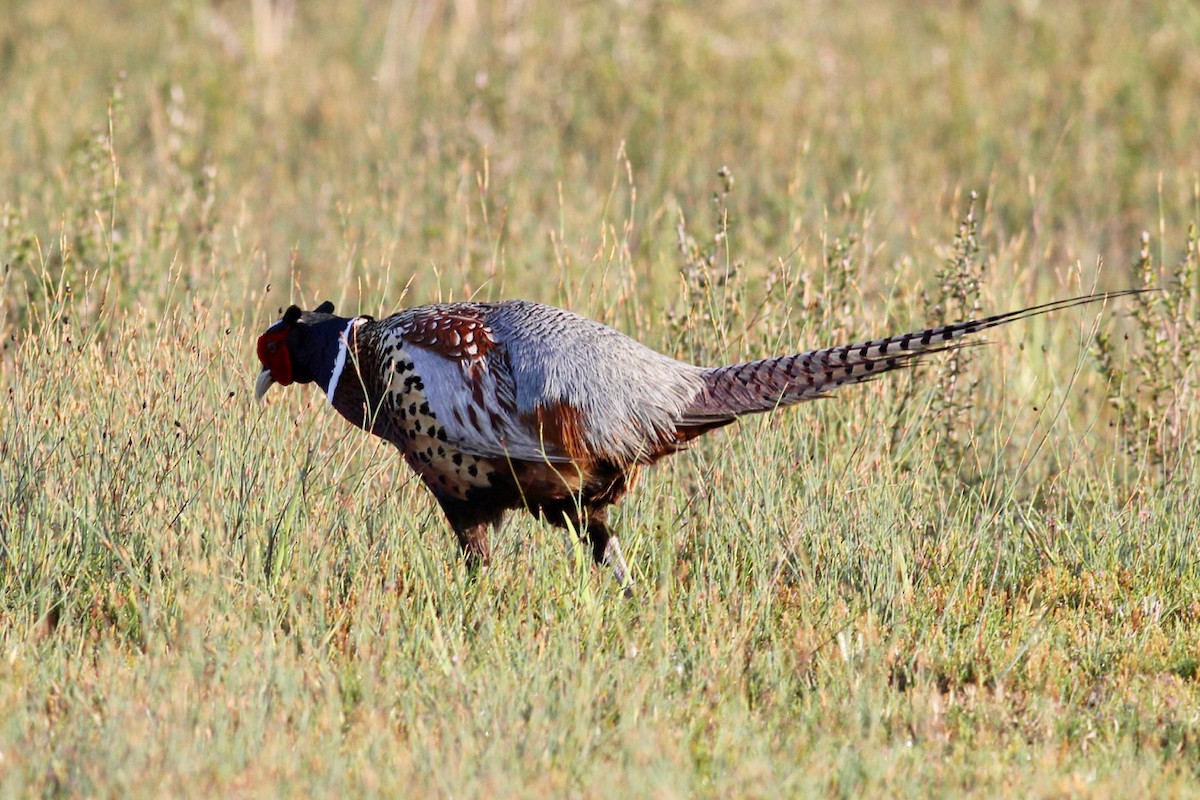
[282,305,303,325]
[315,300,335,314]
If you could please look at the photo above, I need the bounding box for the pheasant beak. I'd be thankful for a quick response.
[255,369,276,403]
[255,318,295,403]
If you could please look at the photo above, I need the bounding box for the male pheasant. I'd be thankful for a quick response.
[255,291,1132,592]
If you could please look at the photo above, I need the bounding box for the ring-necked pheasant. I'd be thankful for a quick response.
[255,291,1134,593]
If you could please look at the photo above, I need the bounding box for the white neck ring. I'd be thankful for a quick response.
[326,317,360,404]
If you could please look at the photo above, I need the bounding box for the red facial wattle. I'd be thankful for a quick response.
[257,328,293,386]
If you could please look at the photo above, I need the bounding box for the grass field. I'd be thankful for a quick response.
[3,0,1200,795]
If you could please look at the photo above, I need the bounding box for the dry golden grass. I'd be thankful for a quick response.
[2,0,1199,796]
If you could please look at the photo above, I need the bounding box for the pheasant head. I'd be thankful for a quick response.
[255,300,353,402]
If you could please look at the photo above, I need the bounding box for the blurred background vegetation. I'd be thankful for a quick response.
[3,0,1198,322]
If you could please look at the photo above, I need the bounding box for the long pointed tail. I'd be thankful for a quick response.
[681,290,1142,423]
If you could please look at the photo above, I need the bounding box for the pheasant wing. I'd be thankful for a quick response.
[389,306,578,464]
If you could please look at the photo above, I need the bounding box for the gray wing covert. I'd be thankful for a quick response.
[485,301,706,464]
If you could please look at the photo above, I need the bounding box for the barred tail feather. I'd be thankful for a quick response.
[681,290,1142,421]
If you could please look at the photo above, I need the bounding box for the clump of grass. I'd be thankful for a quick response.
[928,190,986,445]
[669,166,750,363]
[1095,220,1200,478]
[886,192,987,478]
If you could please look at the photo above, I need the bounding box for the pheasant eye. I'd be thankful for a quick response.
[267,341,279,353]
